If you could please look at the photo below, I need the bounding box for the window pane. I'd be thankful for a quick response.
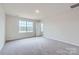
[27,21,33,32]
[19,20,33,33]
[19,20,27,33]
[41,23,43,32]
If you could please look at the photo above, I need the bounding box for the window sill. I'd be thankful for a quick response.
[19,31,33,33]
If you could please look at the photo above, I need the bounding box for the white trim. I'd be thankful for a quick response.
[44,36,79,47]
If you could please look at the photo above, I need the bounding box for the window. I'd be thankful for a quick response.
[19,20,33,33]
[41,23,43,32]
[27,21,33,32]
[19,20,27,33]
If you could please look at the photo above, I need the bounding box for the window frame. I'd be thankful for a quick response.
[19,20,34,33]
[26,21,34,32]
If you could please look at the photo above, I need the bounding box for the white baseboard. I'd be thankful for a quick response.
[44,36,79,47]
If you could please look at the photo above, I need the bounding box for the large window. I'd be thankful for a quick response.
[19,20,33,33]
[27,21,33,32]
[41,23,43,32]
[19,20,27,33]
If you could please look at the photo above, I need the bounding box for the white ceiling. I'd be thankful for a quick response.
[2,3,75,19]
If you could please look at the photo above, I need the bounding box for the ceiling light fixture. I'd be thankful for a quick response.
[35,9,40,14]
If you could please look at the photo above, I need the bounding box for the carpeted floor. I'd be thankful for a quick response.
[0,37,79,55]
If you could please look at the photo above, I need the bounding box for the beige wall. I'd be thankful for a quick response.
[43,7,79,46]
[0,5,5,50]
[6,15,42,40]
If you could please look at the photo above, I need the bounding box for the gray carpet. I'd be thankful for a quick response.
[0,37,79,55]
